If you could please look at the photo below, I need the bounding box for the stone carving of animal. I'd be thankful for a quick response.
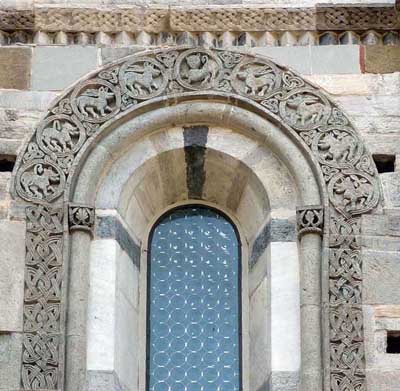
[286,95,325,126]
[76,87,114,118]
[41,120,79,153]
[184,53,218,85]
[124,62,161,95]
[334,176,373,211]
[237,65,275,96]
[20,164,60,199]
[318,133,357,164]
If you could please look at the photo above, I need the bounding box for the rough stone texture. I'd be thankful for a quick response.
[0,32,398,391]
[0,333,23,390]
[381,173,400,208]
[86,370,124,391]
[363,250,400,305]
[0,48,31,90]
[0,220,25,332]
[363,46,400,74]
[310,45,361,74]
[31,46,98,91]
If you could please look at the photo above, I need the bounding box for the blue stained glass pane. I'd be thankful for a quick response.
[147,207,241,391]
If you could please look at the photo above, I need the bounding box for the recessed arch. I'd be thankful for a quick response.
[11,47,382,391]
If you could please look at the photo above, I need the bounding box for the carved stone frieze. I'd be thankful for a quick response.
[0,6,398,32]
[68,204,95,233]
[13,47,381,390]
[296,205,324,237]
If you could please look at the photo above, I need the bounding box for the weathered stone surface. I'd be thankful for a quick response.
[0,333,22,390]
[310,45,361,74]
[101,46,147,65]
[0,221,25,332]
[381,173,400,208]
[32,46,98,90]
[251,46,312,74]
[0,90,57,111]
[269,371,299,391]
[86,370,124,391]
[363,46,400,74]
[306,73,400,96]
[363,250,400,304]
[0,48,31,90]
[0,109,40,142]
[366,370,400,391]
[362,213,400,237]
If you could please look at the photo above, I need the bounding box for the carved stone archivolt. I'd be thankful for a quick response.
[13,47,381,390]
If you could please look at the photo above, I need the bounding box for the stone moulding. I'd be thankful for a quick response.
[12,46,381,390]
[0,5,398,33]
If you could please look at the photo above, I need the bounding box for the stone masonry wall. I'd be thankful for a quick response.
[0,14,399,390]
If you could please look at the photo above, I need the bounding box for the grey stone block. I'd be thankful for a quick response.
[250,46,312,75]
[362,213,400,237]
[32,46,98,91]
[269,371,299,391]
[363,250,400,305]
[381,172,400,208]
[0,332,22,390]
[366,370,400,391]
[86,370,125,391]
[96,215,140,267]
[310,45,361,74]
[101,46,148,65]
[0,91,57,111]
[0,220,25,332]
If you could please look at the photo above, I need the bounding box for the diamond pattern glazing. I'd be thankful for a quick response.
[147,207,241,391]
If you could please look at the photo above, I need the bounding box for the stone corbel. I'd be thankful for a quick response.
[68,203,95,234]
[296,205,324,238]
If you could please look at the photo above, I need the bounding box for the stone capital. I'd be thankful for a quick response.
[296,205,324,238]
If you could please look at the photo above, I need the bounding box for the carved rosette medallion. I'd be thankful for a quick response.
[279,88,331,131]
[36,115,86,158]
[71,79,121,123]
[12,48,380,391]
[119,57,168,100]
[175,49,223,91]
[328,171,379,217]
[231,58,281,99]
[15,159,66,203]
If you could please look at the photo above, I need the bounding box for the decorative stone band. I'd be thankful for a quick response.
[2,28,398,47]
[68,203,95,234]
[297,205,324,237]
[1,5,398,32]
[13,47,381,390]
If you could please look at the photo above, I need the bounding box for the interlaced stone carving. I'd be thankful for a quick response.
[13,47,381,391]
[68,204,95,233]
[22,205,63,390]
[296,206,324,237]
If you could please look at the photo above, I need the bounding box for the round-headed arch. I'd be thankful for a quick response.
[12,47,381,391]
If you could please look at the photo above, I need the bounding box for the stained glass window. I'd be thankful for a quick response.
[147,206,241,391]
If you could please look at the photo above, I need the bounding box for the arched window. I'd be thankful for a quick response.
[147,206,242,391]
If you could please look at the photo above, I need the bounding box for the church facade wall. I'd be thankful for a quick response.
[0,2,399,391]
